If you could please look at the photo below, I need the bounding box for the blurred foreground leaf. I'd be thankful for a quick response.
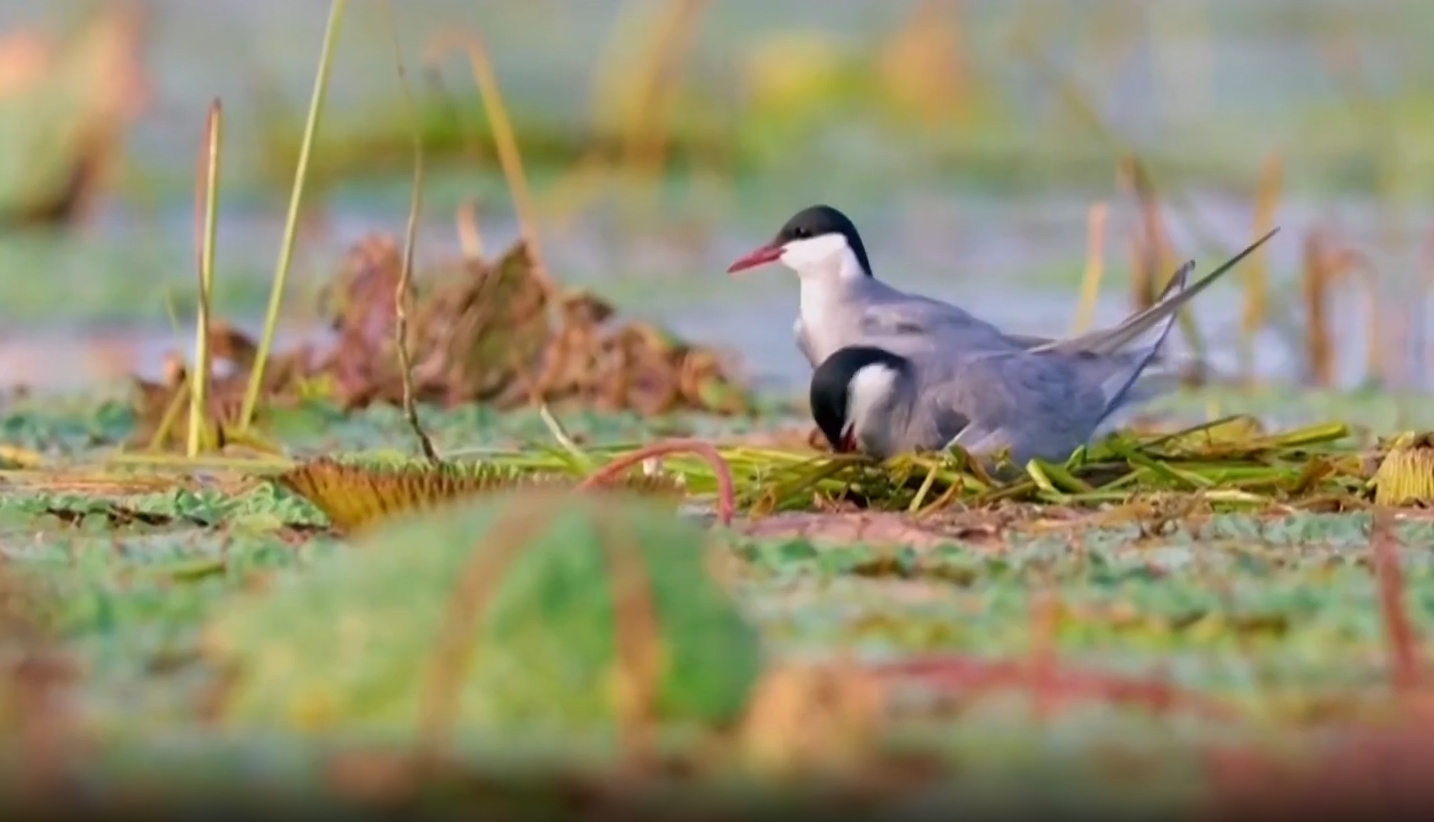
[204,491,763,758]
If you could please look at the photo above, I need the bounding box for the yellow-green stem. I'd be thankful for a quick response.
[188,99,223,457]
[239,0,348,430]
[1071,201,1107,335]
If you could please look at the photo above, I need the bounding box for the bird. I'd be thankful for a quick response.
[726,204,1273,376]
[804,231,1280,465]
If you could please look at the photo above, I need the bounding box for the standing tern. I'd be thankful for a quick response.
[802,230,1280,464]
[727,205,1031,367]
[726,204,1270,369]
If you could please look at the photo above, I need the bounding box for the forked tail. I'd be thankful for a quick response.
[1090,281,1184,429]
[1089,229,1282,429]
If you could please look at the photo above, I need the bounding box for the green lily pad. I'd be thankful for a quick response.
[204,491,764,759]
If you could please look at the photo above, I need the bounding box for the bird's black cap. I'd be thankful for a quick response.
[773,205,873,276]
[809,345,909,452]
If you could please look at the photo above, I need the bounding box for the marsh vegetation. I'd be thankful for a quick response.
[0,0,1433,816]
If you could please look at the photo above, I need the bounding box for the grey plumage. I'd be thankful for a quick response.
[806,230,1279,464]
[824,269,1184,464]
[728,204,1278,465]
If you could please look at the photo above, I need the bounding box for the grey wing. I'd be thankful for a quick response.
[927,352,1110,463]
[857,296,1020,354]
[1005,333,1058,349]
[908,390,974,453]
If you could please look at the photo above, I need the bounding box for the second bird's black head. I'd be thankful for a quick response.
[809,345,910,453]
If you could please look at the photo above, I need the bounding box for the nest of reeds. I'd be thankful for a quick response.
[267,415,1434,533]
[1372,431,1434,507]
[733,417,1398,516]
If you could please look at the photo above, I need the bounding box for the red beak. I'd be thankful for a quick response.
[726,243,784,275]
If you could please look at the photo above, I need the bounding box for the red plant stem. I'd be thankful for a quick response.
[579,439,737,526]
[1371,509,1421,695]
[872,655,1237,721]
[1029,587,1059,724]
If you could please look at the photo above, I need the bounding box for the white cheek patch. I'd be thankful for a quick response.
[845,363,901,435]
[779,233,853,278]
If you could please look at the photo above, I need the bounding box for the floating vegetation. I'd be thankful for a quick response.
[274,455,684,534]
[1372,432,1434,507]
[244,414,1411,526]
[10,0,1434,815]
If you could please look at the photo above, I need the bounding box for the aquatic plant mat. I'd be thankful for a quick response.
[2,402,1434,817]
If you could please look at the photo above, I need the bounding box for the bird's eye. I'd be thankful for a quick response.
[791,226,811,239]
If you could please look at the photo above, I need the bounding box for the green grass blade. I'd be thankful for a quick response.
[239,0,348,431]
[187,99,222,458]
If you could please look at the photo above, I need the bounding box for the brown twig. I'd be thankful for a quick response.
[1302,231,1336,388]
[1371,507,1421,695]
[382,0,439,465]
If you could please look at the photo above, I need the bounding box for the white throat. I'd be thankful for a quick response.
[845,362,901,444]
[780,233,866,284]
[782,234,869,362]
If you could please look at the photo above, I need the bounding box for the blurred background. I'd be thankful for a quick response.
[0,0,1431,404]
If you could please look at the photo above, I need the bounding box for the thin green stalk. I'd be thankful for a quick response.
[239,0,348,430]
[148,378,192,452]
[188,99,223,457]
[907,463,941,512]
[1028,458,1095,493]
[538,404,596,471]
[161,289,185,337]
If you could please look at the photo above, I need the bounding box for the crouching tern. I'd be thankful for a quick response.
[800,230,1279,464]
